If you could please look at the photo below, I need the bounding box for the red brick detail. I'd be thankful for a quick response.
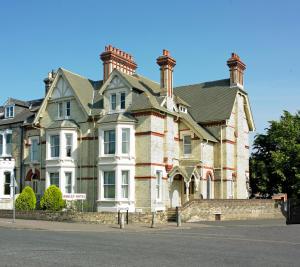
[222,139,236,145]
[136,163,165,167]
[165,164,173,172]
[245,145,250,149]
[227,125,235,129]
[223,167,236,171]
[25,169,40,181]
[201,120,226,127]
[205,171,214,180]
[174,137,180,141]
[135,131,164,137]
[201,166,214,170]
[132,111,166,119]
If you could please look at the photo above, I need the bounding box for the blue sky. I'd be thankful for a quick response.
[0,0,299,143]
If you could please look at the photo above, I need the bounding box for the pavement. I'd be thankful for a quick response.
[0,218,299,267]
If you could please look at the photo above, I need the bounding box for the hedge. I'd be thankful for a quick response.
[15,186,36,211]
[40,185,65,211]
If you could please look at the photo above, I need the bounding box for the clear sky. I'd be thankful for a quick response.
[1,0,299,144]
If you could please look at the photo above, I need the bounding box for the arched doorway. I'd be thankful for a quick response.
[170,174,182,208]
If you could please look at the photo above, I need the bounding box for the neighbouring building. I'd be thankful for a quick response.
[0,45,255,212]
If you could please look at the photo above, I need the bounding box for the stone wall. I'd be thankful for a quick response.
[0,210,167,224]
[180,199,285,222]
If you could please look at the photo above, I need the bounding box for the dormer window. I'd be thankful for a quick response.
[120,92,126,109]
[57,101,71,119]
[179,105,187,113]
[111,94,117,111]
[5,105,14,118]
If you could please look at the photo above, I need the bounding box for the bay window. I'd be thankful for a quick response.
[183,135,192,155]
[30,138,39,161]
[6,134,12,156]
[65,172,72,193]
[104,130,115,154]
[50,135,60,158]
[121,128,130,154]
[103,171,115,198]
[121,171,129,198]
[65,134,73,157]
[50,172,59,187]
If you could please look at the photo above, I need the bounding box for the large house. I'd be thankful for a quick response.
[0,45,254,212]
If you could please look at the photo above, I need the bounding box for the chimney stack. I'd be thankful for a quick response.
[43,70,56,95]
[227,53,246,89]
[156,49,176,97]
[100,45,137,82]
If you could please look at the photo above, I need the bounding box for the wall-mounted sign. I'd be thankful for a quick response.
[62,193,86,200]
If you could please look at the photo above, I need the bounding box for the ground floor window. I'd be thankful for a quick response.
[103,171,115,198]
[65,172,72,193]
[4,172,11,195]
[156,171,162,200]
[50,172,59,188]
[121,171,129,198]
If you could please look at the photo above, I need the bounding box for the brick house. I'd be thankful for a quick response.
[0,45,254,212]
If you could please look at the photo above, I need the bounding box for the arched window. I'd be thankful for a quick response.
[207,174,212,199]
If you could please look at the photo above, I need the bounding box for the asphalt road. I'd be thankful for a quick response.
[0,219,299,267]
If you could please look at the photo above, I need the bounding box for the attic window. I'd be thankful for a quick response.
[179,105,187,113]
[5,105,14,118]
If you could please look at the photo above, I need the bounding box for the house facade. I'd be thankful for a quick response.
[0,45,254,212]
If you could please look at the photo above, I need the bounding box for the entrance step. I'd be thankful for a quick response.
[167,208,177,222]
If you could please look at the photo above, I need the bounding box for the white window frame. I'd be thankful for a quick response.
[103,171,115,199]
[103,129,116,155]
[30,137,39,162]
[50,135,60,158]
[49,172,59,188]
[5,133,12,156]
[183,135,192,156]
[57,102,63,119]
[65,101,71,117]
[120,92,126,110]
[65,134,73,158]
[65,172,72,193]
[110,93,117,111]
[121,128,130,154]
[5,105,14,118]
[4,172,11,196]
[156,170,162,201]
[121,170,129,199]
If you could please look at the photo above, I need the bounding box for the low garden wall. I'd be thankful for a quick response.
[180,199,285,222]
[0,210,168,224]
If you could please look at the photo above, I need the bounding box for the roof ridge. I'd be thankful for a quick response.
[133,73,160,85]
[174,78,230,89]
[60,67,92,81]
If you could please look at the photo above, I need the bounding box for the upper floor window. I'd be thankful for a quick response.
[183,135,192,155]
[4,172,11,196]
[111,94,117,111]
[50,135,60,158]
[0,134,3,155]
[50,172,59,188]
[120,92,126,109]
[104,130,115,155]
[57,101,71,119]
[179,105,187,113]
[121,128,130,154]
[65,134,73,157]
[6,134,12,155]
[5,106,14,118]
[103,171,115,198]
[30,138,39,162]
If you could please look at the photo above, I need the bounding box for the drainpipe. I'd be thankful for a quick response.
[78,128,83,193]
[220,125,223,199]
[92,116,97,211]
[32,124,43,194]
[19,125,24,192]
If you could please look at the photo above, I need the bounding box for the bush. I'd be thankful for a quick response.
[16,186,36,211]
[40,185,65,211]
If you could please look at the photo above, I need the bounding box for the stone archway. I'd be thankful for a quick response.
[170,174,183,208]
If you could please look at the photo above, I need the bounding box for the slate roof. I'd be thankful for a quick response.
[47,120,79,129]
[98,113,137,124]
[174,79,238,124]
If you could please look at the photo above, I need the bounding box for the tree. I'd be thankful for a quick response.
[250,110,300,199]
[40,185,65,211]
[16,186,36,210]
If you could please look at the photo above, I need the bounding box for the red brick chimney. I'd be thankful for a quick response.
[100,45,137,82]
[227,53,246,89]
[156,49,176,97]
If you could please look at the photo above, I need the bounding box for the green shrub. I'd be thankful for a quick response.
[15,186,36,211]
[40,185,65,211]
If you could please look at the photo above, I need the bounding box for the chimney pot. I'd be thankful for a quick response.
[227,52,246,89]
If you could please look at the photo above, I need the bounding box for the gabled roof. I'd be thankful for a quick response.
[174,79,238,124]
[47,119,79,129]
[97,113,137,124]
